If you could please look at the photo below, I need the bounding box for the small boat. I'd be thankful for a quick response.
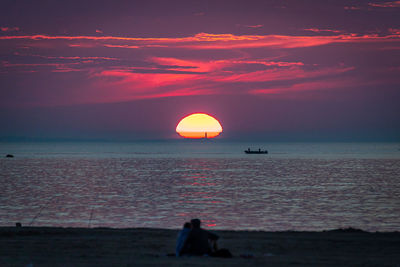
[244,149,268,154]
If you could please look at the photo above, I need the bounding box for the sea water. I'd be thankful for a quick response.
[0,141,399,231]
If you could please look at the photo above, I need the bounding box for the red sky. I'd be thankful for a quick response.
[1,0,399,141]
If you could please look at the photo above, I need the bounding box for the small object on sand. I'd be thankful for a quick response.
[16,222,22,227]
[6,154,14,158]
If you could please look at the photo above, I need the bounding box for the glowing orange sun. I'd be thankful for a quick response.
[176,113,223,139]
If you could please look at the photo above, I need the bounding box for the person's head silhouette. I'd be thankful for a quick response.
[191,218,201,228]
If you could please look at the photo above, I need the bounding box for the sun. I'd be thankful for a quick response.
[176,113,223,139]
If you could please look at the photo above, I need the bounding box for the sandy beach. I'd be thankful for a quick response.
[1,227,399,266]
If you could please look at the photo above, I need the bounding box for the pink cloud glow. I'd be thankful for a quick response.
[0,26,19,32]
[304,28,342,34]
[1,32,399,51]
[1,30,399,106]
[73,55,354,104]
[388,28,400,35]
[250,78,360,96]
[242,24,264,28]
[344,6,361,10]
[368,1,400,8]
[103,44,140,49]
[210,63,354,84]
[17,53,119,61]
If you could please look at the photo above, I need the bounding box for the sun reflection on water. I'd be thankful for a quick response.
[1,157,399,231]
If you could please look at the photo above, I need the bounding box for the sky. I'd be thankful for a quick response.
[0,0,399,141]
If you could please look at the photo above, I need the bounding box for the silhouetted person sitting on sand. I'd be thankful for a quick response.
[182,218,219,256]
[176,222,191,257]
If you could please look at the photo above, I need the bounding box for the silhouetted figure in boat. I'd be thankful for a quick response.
[244,148,268,154]
[182,219,219,256]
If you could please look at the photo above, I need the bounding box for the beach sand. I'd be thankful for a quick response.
[1,227,399,266]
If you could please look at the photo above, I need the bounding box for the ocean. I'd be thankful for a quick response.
[1,141,399,231]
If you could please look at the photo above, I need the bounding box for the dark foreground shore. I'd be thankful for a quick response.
[1,227,399,266]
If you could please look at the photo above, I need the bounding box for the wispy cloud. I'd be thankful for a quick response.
[15,52,119,61]
[1,30,399,106]
[84,56,355,103]
[1,32,400,52]
[304,28,342,34]
[1,26,19,32]
[368,1,400,8]
[238,24,264,29]
[251,79,353,96]
[103,44,140,49]
[344,6,361,10]
[388,28,400,34]
[1,60,84,73]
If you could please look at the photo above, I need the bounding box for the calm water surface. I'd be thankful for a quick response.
[1,141,399,231]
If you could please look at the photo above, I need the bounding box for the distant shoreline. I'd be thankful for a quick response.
[0,225,398,233]
[1,226,399,266]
